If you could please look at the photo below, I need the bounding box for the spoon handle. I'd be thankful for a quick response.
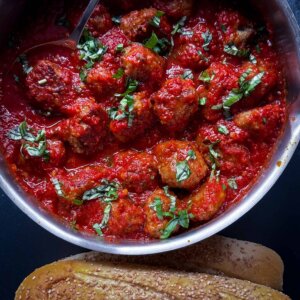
[69,0,100,44]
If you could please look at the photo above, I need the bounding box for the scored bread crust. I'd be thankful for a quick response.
[15,235,288,299]
[15,258,289,300]
[64,235,284,290]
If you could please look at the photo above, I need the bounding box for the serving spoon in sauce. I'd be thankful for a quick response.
[12,0,100,67]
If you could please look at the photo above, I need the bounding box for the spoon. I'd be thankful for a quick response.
[14,0,100,63]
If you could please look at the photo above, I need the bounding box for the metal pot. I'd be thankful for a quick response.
[0,0,299,255]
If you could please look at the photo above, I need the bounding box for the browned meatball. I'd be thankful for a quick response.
[49,98,108,154]
[122,43,165,84]
[86,54,126,99]
[50,164,110,202]
[113,150,158,193]
[86,4,113,36]
[152,0,194,18]
[110,92,154,142]
[120,8,171,41]
[26,60,82,112]
[106,198,145,236]
[185,178,226,222]
[234,104,285,139]
[144,188,178,238]
[154,140,208,190]
[152,78,198,132]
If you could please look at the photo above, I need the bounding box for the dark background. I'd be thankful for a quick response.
[0,1,299,299]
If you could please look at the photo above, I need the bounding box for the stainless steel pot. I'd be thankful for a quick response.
[0,0,299,255]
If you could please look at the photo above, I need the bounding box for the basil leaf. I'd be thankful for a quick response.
[181,69,193,80]
[23,140,50,160]
[199,97,207,106]
[222,90,244,109]
[176,160,191,182]
[17,54,32,74]
[177,210,190,228]
[115,43,124,52]
[112,68,124,79]
[202,30,212,51]
[218,125,229,135]
[228,178,238,190]
[160,218,179,239]
[187,150,196,160]
[171,16,187,35]
[82,180,119,202]
[199,70,213,83]
[149,197,164,220]
[93,204,112,236]
[145,32,159,49]
[150,11,164,28]
[242,71,265,97]
[163,186,177,213]
[112,16,121,25]
[51,178,65,198]
[197,50,209,63]
[224,43,250,57]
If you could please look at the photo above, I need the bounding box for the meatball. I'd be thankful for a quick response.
[113,150,158,193]
[105,198,145,236]
[86,4,113,36]
[26,60,80,112]
[86,55,126,99]
[197,62,239,122]
[234,104,285,139]
[50,164,110,201]
[186,178,226,222]
[122,43,165,84]
[154,140,208,190]
[152,0,194,19]
[120,8,171,41]
[110,92,154,142]
[144,188,178,238]
[99,27,130,54]
[152,78,198,132]
[217,10,254,48]
[50,99,108,154]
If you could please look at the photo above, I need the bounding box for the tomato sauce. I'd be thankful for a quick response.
[0,0,286,241]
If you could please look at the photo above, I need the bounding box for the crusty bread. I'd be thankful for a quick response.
[16,259,289,300]
[65,235,284,290]
[15,235,288,299]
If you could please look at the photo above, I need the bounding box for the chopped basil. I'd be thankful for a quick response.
[149,197,165,220]
[228,178,238,190]
[150,11,164,28]
[73,199,84,206]
[176,150,196,182]
[224,43,250,57]
[144,32,159,49]
[181,69,193,80]
[144,32,171,55]
[112,68,124,79]
[112,15,121,25]
[115,43,124,53]
[197,50,209,63]
[8,121,50,161]
[22,140,50,160]
[109,79,139,127]
[51,178,65,198]
[17,54,32,74]
[176,161,191,182]
[181,30,194,37]
[208,140,220,167]
[82,180,119,202]
[249,54,257,64]
[199,70,213,83]
[171,16,187,35]
[214,70,265,113]
[199,97,207,106]
[221,24,227,32]
[163,186,177,213]
[217,124,229,135]
[77,29,107,81]
[202,30,212,51]
[38,78,47,85]
[93,204,112,236]
[161,209,193,239]
[187,150,196,160]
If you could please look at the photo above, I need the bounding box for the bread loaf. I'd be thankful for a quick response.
[65,235,284,290]
[16,258,289,299]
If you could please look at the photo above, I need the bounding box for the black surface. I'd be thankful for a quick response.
[1,1,300,299]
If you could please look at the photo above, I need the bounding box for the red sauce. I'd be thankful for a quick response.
[0,0,287,241]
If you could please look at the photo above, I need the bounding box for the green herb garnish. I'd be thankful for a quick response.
[150,11,164,28]
[181,69,193,80]
[82,180,119,202]
[93,204,112,236]
[202,30,212,51]
[112,68,125,79]
[224,42,250,57]
[199,97,207,106]
[217,125,229,135]
[228,178,238,190]
[176,150,196,182]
